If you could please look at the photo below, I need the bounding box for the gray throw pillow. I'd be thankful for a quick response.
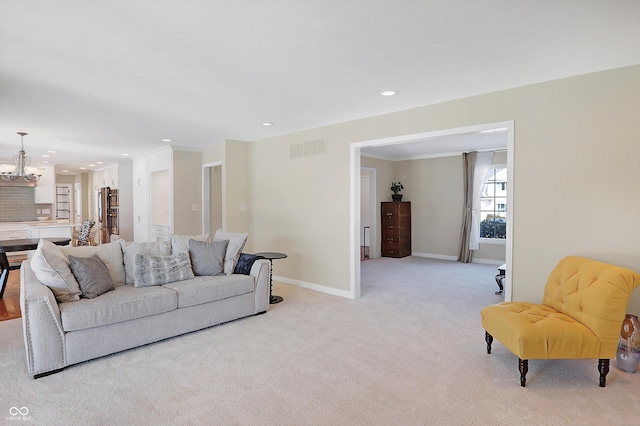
[68,254,115,299]
[189,239,228,276]
[133,252,194,287]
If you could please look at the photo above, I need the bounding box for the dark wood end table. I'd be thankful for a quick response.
[254,252,287,304]
[0,237,71,298]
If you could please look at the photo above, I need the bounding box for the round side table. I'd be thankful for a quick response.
[254,252,287,304]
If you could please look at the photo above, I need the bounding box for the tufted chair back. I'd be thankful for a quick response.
[543,256,640,357]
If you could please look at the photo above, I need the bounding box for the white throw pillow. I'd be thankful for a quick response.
[213,229,248,275]
[120,240,172,285]
[30,239,81,303]
[60,240,125,286]
[170,234,209,255]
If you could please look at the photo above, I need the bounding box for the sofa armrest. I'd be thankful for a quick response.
[250,259,271,313]
[20,260,66,377]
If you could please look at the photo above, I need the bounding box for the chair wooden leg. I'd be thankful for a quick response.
[485,331,493,354]
[519,358,528,387]
[598,359,609,387]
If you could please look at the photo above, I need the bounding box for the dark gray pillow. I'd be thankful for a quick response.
[68,254,115,299]
[133,252,195,287]
[189,239,228,276]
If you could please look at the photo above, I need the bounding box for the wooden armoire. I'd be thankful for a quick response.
[381,201,411,258]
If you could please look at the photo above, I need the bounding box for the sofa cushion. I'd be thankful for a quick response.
[69,254,115,299]
[120,240,171,285]
[134,252,195,287]
[213,229,248,275]
[189,239,228,276]
[170,234,209,255]
[30,239,82,303]
[60,240,125,286]
[163,274,255,309]
[59,284,178,332]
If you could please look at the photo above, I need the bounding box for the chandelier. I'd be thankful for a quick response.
[0,132,44,182]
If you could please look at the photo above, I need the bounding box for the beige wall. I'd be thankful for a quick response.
[231,65,640,314]
[202,140,251,245]
[209,165,223,233]
[224,140,250,236]
[172,150,203,235]
[395,155,464,259]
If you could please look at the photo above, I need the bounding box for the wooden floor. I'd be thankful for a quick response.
[0,269,21,321]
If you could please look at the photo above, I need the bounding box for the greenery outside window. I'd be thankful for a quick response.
[480,166,507,241]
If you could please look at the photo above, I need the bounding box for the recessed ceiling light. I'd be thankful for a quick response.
[89,164,95,167]
[261,122,274,127]
[122,153,129,156]
[48,150,56,154]
[96,161,103,164]
[62,169,69,173]
[42,154,50,158]
[80,167,86,170]
[162,138,172,142]
[380,90,398,96]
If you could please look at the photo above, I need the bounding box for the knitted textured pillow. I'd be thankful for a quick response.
[133,252,194,287]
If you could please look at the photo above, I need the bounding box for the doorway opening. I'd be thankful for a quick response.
[202,162,224,235]
[360,167,377,261]
[350,121,514,300]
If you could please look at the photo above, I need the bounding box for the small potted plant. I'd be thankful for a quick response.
[391,181,404,202]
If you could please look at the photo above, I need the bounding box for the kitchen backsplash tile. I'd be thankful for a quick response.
[0,187,52,222]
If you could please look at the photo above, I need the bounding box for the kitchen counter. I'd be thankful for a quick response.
[26,222,78,227]
[26,222,77,239]
[1,220,78,226]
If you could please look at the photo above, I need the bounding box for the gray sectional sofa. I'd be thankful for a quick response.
[19,233,270,378]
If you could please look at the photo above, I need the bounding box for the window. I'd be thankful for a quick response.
[480,167,507,240]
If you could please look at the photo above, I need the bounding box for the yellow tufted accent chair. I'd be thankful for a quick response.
[481,256,640,387]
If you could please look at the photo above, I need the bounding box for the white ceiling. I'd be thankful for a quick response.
[1,0,639,173]
[360,128,508,161]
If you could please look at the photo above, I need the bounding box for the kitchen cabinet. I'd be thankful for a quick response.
[133,148,170,243]
[133,187,149,242]
[381,201,411,258]
[104,166,118,188]
[93,165,118,190]
[132,157,149,242]
[133,157,148,188]
[34,166,55,204]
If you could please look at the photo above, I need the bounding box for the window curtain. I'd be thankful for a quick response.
[457,151,494,263]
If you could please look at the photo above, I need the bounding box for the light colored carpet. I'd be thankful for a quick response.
[1,257,638,425]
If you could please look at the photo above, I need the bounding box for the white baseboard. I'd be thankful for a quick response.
[412,252,458,261]
[470,258,504,266]
[412,252,503,266]
[273,275,353,299]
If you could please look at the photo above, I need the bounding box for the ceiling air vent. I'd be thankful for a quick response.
[290,138,328,159]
